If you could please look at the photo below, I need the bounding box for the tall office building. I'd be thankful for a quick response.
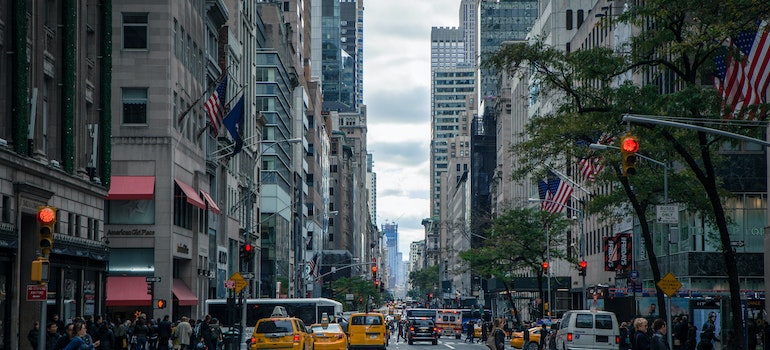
[340,0,364,110]
[382,222,398,289]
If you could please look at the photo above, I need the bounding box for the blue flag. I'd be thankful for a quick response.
[223,96,244,155]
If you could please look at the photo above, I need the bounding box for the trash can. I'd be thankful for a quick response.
[223,329,241,350]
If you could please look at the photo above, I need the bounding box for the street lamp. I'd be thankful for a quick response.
[528,198,586,314]
[589,142,672,345]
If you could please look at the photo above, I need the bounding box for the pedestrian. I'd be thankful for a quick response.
[132,319,150,350]
[158,316,172,350]
[633,318,651,350]
[52,314,66,336]
[29,321,41,350]
[55,323,75,350]
[686,322,697,350]
[650,319,670,350]
[206,318,222,350]
[174,317,193,350]
[46,322,62,350]
[396,319,404,342]
[94,315,114,350]
[493,319,505,350]
[114,319,128,350]
[466,320,475,343]
[65,321,101,350]
[620,322,632,350]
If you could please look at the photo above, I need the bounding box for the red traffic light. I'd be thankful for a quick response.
[244,244,253,252]
[37,207,57,224]
[371,266,377,273]
[541,261,549,269]
[579,260,587,269]
[621,135,639,153]
[156,299,166,309]
[375,279,380,286]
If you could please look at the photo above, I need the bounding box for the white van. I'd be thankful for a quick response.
[554,310,619,350]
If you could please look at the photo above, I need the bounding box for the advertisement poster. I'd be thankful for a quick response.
[604,233,632,272]
[691,299,721,344]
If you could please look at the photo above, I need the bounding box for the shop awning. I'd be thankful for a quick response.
[174,179,206,209]
[172,279,198,306]
[106,276,152,307]
[106,176,155,200]
[200,191,222,214]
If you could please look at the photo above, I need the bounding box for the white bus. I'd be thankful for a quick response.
[204,298,343,328]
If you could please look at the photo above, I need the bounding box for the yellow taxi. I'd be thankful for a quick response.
[309,321,348,350]
[510,327,543,350]
[250,307,314,350]
[347,312,387,350]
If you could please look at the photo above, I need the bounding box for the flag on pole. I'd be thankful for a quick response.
[308,255,319,278]
[204,77,228,135]
[545,170,573,213]
[223,96,245,155]
[713,21,770,116]
[579,133,614,181]
[537,180,550,211]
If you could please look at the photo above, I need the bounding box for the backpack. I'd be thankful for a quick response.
[114,324,127,338]
[208,325,222,343]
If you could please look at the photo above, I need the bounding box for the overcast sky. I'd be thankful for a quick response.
[363,0,459,259]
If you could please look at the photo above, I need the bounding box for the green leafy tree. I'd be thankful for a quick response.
[331,276,382,312]
[408,264,439,300]
[484,0,770,342]
[460,207,571,321]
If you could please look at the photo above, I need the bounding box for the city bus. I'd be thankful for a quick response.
[204,297,343,328]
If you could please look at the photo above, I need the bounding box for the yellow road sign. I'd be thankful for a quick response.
[230,272,248,294]
[656,272,682,297]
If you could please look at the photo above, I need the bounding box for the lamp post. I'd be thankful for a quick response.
[589,142,671,345]
[528,198,585,314]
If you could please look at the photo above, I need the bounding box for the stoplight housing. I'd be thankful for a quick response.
[147,282,154,295]
[579,260,587,276]
[620,134,639,176]
[371,265,377,280]
[37,206,57,257]
[156,299,167,309]
[241,243,254,260]
[31,258,50,282]
[541,261,549,273]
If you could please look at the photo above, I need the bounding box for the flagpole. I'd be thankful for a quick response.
[548,168,591,195]
[176,67,231,124]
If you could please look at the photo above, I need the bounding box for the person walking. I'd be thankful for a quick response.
[157,316,172,350]
[28,321,41,350]
[206,318,222,350]
[174,317,193,350]
[396,320,404,343]
[55,324,75,350]
[466,320,476,343]
[46,322,62,350]
[493,320,506,350]
[65,321,101,350]
[131,319,150,350]
[633,318,651,350]
[686,322,697,350]
[650,319,670,350]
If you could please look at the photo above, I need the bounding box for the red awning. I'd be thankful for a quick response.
[200,191,222,214]
[174,179,206,209]
[106,276,152,307]
[106,176,155,200]
[172,279,198,306]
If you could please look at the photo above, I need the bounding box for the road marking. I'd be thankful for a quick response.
[444,343,455,349]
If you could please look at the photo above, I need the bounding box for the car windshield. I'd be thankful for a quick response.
[411,320,433,327]
[351,316,383,325]
[256,320,293,333]
[311,324,342,333]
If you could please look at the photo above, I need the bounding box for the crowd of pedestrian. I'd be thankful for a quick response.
[27,313,228,350]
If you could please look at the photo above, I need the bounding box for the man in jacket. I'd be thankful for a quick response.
[157,316,173,350]
[174,317,194,350]
[651,319,670,350]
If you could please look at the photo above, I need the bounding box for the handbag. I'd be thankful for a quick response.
[196,341,207,349]
[485,333,497,350]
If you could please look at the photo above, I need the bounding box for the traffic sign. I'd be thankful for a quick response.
[27,284,48,301]
[224,280,236,289]
[145,276,161,283]
[629,270,639,282]
[229,272,247,294]
[656,272,682,297]
[656,205,679,224]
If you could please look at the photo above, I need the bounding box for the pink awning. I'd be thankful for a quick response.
[106,276,152,307]
[174,179,205,209]
[106,176,155,200]
[172,279,198,306]
[200,191,222,214]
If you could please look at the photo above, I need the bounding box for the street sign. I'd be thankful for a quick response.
[656,272,682,297]
[229,272,247,294]
[145,276,161,283]
[656,205,679,224]
[224,280,235,289]
[241,272,255,280]
[27,284,48,301]
[629,270,639,282]
[730,241,745,247]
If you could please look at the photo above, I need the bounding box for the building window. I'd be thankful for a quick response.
[566,10,573,30]
[123,13,148,49]
[122,88,148,124]
[577,10,584,28]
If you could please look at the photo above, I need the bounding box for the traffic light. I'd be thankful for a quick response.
[37,206,57,257]
[31,258,50,282]
[156,299,167,309]
[579,260,587,276]
[541,261,549,274]
[147,282,154,295]
[620,133,639,176]
[371,265,377,280]
[375,279,380,288]
[241,243,254,260]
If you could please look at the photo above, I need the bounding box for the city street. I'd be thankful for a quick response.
[388,334,501,350]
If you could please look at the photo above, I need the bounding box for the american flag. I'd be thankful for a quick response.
[537,179,550,211]
[204,77,228,135]
[546,171,573,214]
[308,256,319,278]
[579,133,614,181]
[713,21,770,116]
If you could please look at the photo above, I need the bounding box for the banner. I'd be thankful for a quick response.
[604,233,632,271]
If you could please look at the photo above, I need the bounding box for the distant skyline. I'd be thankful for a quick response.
[364,0,459,258]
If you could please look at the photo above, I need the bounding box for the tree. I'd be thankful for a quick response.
[408,265,439,300]
[331,276,381,311]
[460,207,571,321]
[484,0,770,344]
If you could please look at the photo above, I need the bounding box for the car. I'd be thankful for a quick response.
[348,312,388,350]
[510,327,543,350]
[309,322,348,350]
[554,310,619,350]
[250,307,314,350]
[407,318,438,345]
